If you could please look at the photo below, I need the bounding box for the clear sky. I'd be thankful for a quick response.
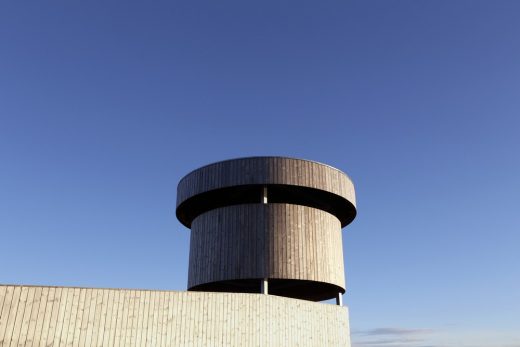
[1,1,519,346]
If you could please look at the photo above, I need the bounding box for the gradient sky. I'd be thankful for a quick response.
[1,1,519,346]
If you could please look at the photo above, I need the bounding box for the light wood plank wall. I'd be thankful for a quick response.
[189,204,345,290]
[0,285,351,347]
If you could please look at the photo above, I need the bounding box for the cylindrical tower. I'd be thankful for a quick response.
[176,157,356,302]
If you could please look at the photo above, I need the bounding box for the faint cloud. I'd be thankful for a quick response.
[352,327,434,336]
[352,341,435,347]
[352,326,435,347]
[352,326,520,347]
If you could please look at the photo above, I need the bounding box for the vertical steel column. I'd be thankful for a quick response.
[262,186,268,204]
[262,186,268,294]
[261,279,269,295]
[336,293,343,306]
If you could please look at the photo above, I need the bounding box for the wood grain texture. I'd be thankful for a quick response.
[188,204,345,300]
[178,157,355,205]
[176,157,356,227]
[0,285,351,347]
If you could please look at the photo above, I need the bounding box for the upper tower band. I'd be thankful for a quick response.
[176,157,357,302]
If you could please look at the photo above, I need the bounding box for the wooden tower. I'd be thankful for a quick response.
[177,157,357,303]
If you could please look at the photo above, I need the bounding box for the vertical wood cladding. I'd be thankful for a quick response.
[177,157,357,301]
[188,204,345,294]
[177,157,355,207]
[0,285,351,347]
[176,157,357,228]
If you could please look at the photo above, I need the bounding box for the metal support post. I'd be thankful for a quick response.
[336,292,343,306]
[262,186,268,204]
[261,278,269,295]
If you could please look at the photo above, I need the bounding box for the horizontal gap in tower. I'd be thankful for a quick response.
[176,184,356,228]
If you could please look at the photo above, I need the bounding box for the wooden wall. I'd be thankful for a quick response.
[0,285,351,347]
[177,157,356,206]
[189,204,345,295]
[176,157,356,301]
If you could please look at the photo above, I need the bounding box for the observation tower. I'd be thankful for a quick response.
[177,157,357,305]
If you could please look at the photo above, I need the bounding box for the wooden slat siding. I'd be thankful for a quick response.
[95,289,106,346]
[53,287,66,344]
[7,286,25,346]
[169,291,176,347]
[156,292,164,347]
[0,287,6,317]
[59,287,73,346]
[96,289,109,347]
[149,291,159,347]
[110,289,120,346]
[140,290,148,346]
[84,288,97,347]
[125,289,135,345]
[158,291,166,346]
[39,286,56,346]
[77,288,90,346]
[134,289,144,347]
[103,290,116,346]
[145,290,153,346]
[66,287,78,345]
[0,286,13,344]
[218,293,225,345]
[120,289,132,346]
[8,286,23,345]
[188,204,344,292]
[189,291,197,346]
[112,289,122,347]
[159,291,168,347]
[31,286,48,347]
[122,291,130,346]
[158,290,168,347]
[18,285,35,345]
[145,290,154,346]
[0,286,11,343]
[173,291,182,346]
[62,286,76,345]
[133,290,141,346]
[165,291,173,347]
[77,287,89,346]
[281,203,287,280]
[181,292,189,346]
[136,291,150,346]
[177,156,356,209]
[139,291,152,346]
[0,286,351,346]
[243,202,250,279]
[64,287,79,346]
[115,289,125,346]
[139,289,149,346]
[72,288,85,346]
[92,289,102,347]
[92,289,104,347]
[50,285,67,346]
[166,291,175,346]
[198,292,205,347]
[225,293,231,346]
[24,286,42,346]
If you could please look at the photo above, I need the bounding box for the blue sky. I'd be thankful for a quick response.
[1,1,519,346]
